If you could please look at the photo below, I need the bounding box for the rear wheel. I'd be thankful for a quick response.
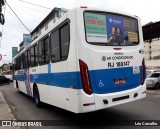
[33,86,42,107]
[155,83,160,90]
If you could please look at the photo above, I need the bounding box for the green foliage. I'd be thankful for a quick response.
[0,63,7,69]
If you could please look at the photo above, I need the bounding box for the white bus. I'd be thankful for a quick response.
[13,7,146,113]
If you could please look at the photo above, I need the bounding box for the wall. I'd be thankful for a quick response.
[145,38,160,69]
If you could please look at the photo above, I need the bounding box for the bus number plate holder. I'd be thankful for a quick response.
[114,78,126,85]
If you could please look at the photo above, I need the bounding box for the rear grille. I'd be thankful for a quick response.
[112,95,129,102]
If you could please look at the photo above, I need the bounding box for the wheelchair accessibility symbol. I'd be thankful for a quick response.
[99,80,104,87]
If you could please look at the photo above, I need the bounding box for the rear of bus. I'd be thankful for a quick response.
[75,8,146,113]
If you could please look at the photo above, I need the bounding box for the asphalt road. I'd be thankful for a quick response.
[0,83,160,129]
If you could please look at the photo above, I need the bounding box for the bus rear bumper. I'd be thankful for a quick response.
[94,85,146,110]
[78,84,146,113]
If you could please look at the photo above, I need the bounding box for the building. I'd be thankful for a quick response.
[0,63,12,74]
[3,63,12,71]
[19,7,69,51]
[31,7,68,41]
[143,21,160,69]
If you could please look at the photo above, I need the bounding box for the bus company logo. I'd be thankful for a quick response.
[2,121,11,126]
[102,56,106,61]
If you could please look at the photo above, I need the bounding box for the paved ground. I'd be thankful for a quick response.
[0,90,20,129]
[0,92,14,120]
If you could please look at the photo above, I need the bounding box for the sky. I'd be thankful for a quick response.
[0,0,160,66]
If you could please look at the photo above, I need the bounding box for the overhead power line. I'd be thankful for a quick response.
[18,0,52,10]
[5,1,30,33]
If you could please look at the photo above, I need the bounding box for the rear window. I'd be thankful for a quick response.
[84,11,139,46]
[151,73,160,78]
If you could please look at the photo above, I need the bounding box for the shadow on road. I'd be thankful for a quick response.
[12,90,130,119]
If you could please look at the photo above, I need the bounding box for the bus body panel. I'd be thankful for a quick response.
[18,81,28,94]
[86,48,143,94]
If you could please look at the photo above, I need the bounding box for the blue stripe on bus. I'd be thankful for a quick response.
[89,67,142,94]
[14,66,142,94]
[14,71,81,88]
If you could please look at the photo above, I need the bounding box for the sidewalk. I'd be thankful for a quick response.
[0,91,20,129]
[147,89,160,98]
[147,89,160,95]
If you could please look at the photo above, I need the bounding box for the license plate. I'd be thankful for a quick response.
[114,78,126,85]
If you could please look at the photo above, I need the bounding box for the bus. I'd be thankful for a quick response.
[13,7,146,113]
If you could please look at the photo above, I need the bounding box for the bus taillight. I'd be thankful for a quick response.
[141,58,146,85]
[79,59,92,95]
[80,6,87,8]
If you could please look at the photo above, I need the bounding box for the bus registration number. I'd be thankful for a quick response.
[114,78,126,85]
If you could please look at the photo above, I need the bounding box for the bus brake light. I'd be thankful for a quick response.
[79,59,92,95]
[113,48,122,50]
[141,58,146,85]
[80,6,87,8]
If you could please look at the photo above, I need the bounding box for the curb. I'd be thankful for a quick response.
[0,91,16,120]
[0,91,5,102]
[0,91,21,129]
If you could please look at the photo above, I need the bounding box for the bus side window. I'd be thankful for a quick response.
[39,39,50,65]
[30,46,34,67]
[50,29,60,63]
[17,56,20,70]
[25,51,28,68]
[35,45,38,66]
[16,58,18,70]
[30,44,38,67]
[44,37,50,64]
[20,55,23,70]
[22,53,26,68]
[60,24,70,60]
[38,41,43,65]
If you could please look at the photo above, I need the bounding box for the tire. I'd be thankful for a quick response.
[33,86,42,107]
[155,83,160,90]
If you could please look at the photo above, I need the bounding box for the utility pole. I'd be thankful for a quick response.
[0,0,5,48]
[0,0,5,25]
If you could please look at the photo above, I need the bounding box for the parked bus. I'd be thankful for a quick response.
[13,7,146,113]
